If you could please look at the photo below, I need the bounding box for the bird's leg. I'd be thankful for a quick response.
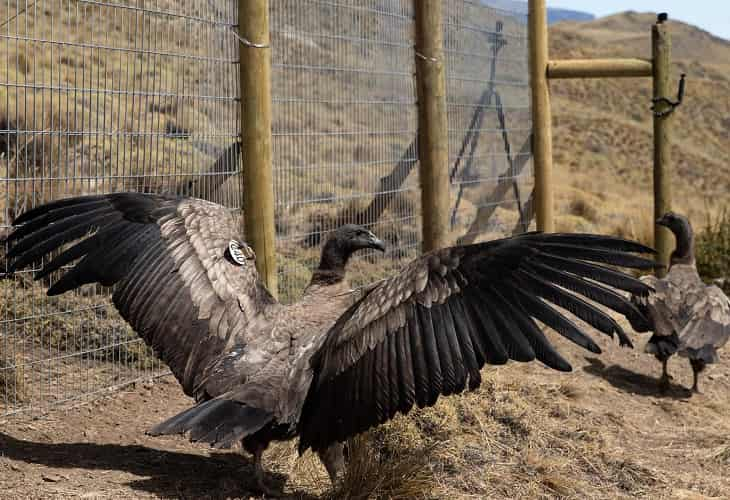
[690,359,706,394]
[692,369,700,394]
[249,442,281,497]
[659,358,671,391]
[317,441,345,485]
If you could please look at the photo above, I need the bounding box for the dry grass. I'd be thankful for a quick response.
[567,194,599,224]
[301,369,680,499]
[710,444,730,465]
[328,431,438,500]
[0,352,26,404]
[550,12,730,245]
[0,279,158,370]
[696,208,730,293]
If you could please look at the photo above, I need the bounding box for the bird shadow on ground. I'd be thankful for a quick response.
[0,432,316,499]
[582,357,692,399]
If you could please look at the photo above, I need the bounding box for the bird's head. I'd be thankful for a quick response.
[326,224,386,255]
[656,211,692,236]
[317,224,385,274]
[656,211,695,266]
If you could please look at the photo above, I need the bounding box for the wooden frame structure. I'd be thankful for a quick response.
[529,0,675,273]
[234,1,676,295]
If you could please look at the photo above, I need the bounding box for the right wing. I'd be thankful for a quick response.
[299,232,657,452]
[6,193,278,399]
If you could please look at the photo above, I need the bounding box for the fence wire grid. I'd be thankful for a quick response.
[1,0,533,416]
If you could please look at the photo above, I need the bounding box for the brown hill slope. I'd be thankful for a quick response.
[548,12,730,241]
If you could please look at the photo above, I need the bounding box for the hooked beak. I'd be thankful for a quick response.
[367,231,386,252]
[655,215,670,227]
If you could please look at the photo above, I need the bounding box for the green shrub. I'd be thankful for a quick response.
[696,209,730,294]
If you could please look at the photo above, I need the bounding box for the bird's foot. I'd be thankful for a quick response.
[658,375,671,392]
[691,385,702,396]
[255,475,283,498]
[252,446,284,498]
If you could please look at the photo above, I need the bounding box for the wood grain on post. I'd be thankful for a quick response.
[653,18,672,277]
[547,58,653,79]
[414,0,450,251]
[238,0,278,297]
[528,0,554,232]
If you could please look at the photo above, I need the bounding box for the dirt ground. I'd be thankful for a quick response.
[1,328,730,499]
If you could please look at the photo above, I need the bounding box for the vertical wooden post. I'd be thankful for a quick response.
[238,0,277,297]
[414,0,450,252]
[528,0,554,232]
[653,15,672,277]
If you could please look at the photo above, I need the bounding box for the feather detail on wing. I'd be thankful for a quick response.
[298,232,656,452]
[6,193,277,399]
[677,284,730,363]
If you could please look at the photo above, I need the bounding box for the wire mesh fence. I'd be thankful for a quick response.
[270,0,421,302]
[0,0,533,416]
[444,0,533,245]
[0,0,242,416]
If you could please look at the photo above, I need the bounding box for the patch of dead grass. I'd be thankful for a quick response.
[0,352,26,407]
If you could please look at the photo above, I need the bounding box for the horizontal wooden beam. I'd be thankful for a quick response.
[547,58,653,79]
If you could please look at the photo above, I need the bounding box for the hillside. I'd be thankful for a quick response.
[548,12,730,241]
[482,1,595,24]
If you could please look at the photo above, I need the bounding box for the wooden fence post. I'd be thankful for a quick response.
[238,0,277,297]
[414,0,450,252]
[652,15,673,277]
[528,0,554,232]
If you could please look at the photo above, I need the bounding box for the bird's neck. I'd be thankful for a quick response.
[670,226,695,268]
[309,268,347,286]
[311,241,350,285]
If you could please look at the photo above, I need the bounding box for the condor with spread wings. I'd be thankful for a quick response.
[6,192,655,492]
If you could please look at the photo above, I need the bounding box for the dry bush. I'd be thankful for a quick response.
[568,195,599,223]
[328,425,439,500]
[696,208,730,294]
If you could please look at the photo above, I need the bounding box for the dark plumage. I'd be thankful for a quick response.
[6,193,658,492]
[633,212,730,393]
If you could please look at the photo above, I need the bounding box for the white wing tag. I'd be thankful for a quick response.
[227,240,255,265]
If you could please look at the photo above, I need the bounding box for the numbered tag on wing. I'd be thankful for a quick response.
[226,240,255,266]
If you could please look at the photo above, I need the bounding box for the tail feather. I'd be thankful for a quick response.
[679,345,720,364]
[148,397,272,449]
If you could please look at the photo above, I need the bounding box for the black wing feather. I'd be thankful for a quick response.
[299,232,657,453]
[7,193,276,407]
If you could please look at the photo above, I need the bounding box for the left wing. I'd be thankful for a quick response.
[5,193,278,400]
[299,232,656,452]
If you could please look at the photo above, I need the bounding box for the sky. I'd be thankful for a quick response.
[548,1,730,40]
